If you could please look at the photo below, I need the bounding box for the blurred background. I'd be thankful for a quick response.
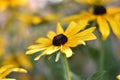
[0,0,120,80]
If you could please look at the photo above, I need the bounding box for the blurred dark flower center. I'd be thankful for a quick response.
[93,6,107,15]
[52,34,68,46]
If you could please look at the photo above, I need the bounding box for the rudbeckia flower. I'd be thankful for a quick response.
[26,21,96,60]
[0,64,27,80]
[63,0,120,40]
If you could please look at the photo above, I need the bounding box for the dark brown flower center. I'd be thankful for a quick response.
[93,6,107,15]
[52,34,68,46]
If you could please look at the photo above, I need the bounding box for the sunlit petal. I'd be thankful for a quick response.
[34,46,59,60]
[97,16,110,40]
[47,31,56,39]
[25,49,44,55]
[106,16,120,39]
[107,7,120,15]
[61,46,73,58]
[57,23,64,34]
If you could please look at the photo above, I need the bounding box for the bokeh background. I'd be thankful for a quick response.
[0,0,120,80]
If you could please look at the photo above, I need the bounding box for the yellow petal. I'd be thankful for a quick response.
[75,0,114,5]
[1,78,16,80]
[61,46,73,58]
[34,46,59,60]
[65,36,85,47]
[71,27,96,43]
[76,27,96,36]
[25,49,44,55]
[56,23,64,34]
[107,7,120,15]
[47,31,56,39]
[97,16,110,40]
[78,33,96,41]
[16,53,33,70]
[12,68,27,73]
[75,0,97,5]
[106,16,120,39]
[0,65,14,74]
[62,14,82,23]
[27,45,43,49]
[65,21,79,36]
[77,20,88,30]
[0,65,27,79]
[35,38,51,43]
[34,51,46,60]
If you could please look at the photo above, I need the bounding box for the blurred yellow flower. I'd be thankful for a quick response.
[42,13,59,22]
[63,0,120,40]
[0,64,27,80]
[117,74,120,80]
[17,14,42,25]
[17,13,59,33]
[0,36,7,57]
[26,21,96,60]
[0,0,28,11]
[3,53,32,70]
[16,13,42,33]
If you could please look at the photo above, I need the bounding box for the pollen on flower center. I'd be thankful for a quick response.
[52,34,68,46]
[93,6,107,15]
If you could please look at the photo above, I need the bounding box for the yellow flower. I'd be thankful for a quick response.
[2,53,32,70]
[63,0,120,40]
[16,13,42,33]
[26,21,96,60]
[0,64,27,80]
[117,74,120,80]
[42,13,59,22]
[0,0,28,11]
[17,13,42,25]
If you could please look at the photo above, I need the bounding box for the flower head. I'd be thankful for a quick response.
[63,0,120,40]
[0,64,27,80]
[26,21,96,60]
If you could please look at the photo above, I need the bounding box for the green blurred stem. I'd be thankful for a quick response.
[99,38,104,71]
[63,54,71,80]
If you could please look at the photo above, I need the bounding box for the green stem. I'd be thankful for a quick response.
[63,54,71,80]
[99,38,104,71]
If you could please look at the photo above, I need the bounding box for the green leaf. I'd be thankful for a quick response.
[87,71,106,80]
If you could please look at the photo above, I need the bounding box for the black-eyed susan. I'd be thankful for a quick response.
[63,0,120,40]
[26,21,96,60]
[0,64,27,80]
